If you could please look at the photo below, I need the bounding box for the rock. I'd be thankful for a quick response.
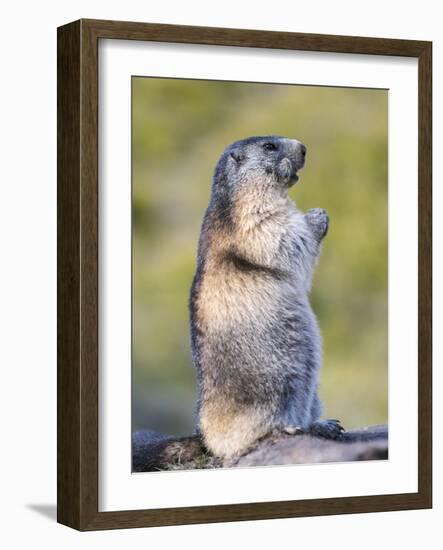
[132,425,388,472]
[132,429,174,472]
[233,427,388,467]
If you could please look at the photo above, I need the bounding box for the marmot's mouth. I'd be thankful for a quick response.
[291,158,306,185]
[287,165,300,186]
[287,172,299,187]
[277,158,301,187]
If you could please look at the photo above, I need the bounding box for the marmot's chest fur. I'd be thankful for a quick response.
[189,136,341,460]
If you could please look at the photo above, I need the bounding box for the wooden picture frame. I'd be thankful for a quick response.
[57,18,432,530]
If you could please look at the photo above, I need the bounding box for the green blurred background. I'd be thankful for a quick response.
[132,77,388,436]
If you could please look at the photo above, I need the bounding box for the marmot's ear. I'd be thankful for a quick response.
[230,149,245,164]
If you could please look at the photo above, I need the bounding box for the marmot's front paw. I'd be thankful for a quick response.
[305,208,329,240]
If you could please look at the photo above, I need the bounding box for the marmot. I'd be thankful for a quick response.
[189,136,343,460]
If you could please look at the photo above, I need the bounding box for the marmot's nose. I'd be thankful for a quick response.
[300,144,307,158]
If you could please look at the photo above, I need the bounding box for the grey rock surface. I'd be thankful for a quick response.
[132,425,388,472]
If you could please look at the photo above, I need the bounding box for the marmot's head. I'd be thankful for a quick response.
[212,136,306,198]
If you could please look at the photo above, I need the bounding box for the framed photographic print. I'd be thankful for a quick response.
[57,19,432,530]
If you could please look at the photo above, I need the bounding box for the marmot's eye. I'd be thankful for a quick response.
[263,142,277,151]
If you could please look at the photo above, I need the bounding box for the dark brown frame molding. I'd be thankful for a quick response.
[57,18,432,530]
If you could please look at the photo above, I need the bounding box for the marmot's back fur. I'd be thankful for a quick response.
[190,136,342,459]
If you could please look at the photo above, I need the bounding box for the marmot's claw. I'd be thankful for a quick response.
[309,419,345,440]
